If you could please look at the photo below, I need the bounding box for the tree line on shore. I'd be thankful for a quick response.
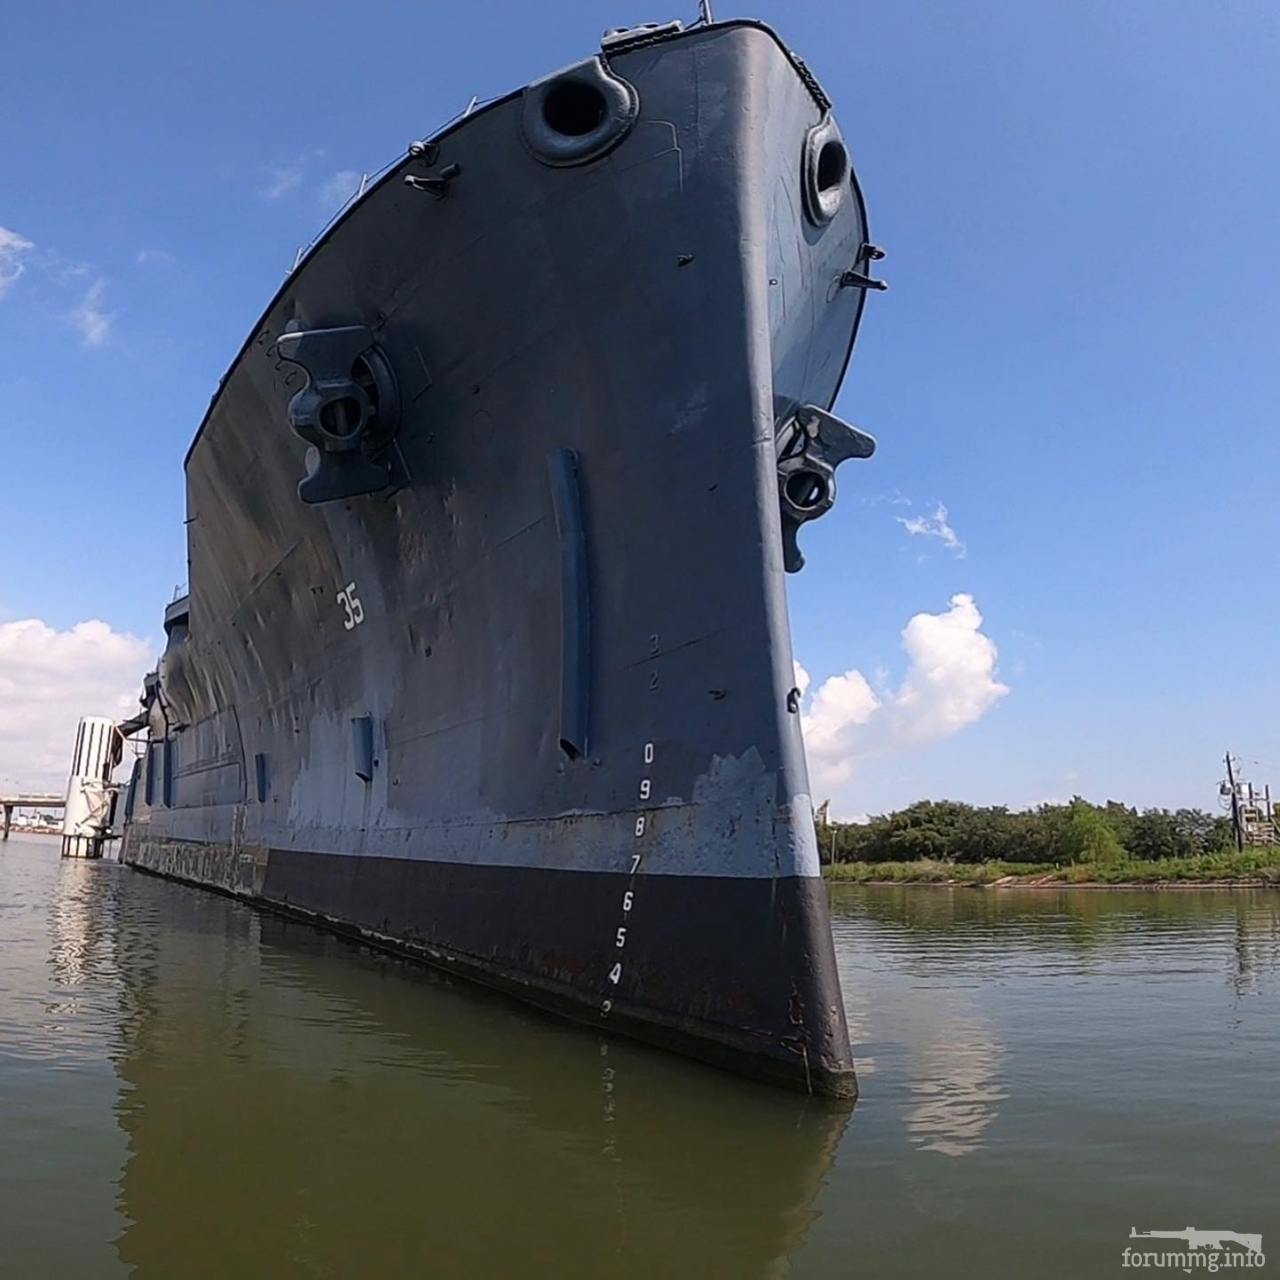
[819,798,1235,865]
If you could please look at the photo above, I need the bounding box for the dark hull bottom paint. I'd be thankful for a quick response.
[125,840,856,1099]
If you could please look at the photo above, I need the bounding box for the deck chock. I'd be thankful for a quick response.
[838,269,888,291]
[404,162,461,198]
[775,404,876,573]
[275,326,403,505]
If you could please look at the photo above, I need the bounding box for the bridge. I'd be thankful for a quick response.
[1,795,64,839]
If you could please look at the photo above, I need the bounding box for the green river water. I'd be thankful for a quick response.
[1,832,1276,1277]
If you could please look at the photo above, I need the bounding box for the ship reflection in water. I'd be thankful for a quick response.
[108,883,847,1276]
[4,837,1280,1278]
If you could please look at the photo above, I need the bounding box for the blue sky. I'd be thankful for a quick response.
[2,0,1277,810]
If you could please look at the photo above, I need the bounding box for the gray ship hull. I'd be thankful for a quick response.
[120,20,876,1097]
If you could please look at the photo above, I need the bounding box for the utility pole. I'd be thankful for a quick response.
[814,799,835,864]
[1225,752,1244,851]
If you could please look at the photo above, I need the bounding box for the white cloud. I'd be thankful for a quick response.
[0,225,35,298]
[888,594,1008,744]
[318,169,361,208]
[259,163,304,200]
[801,593,1008,801]
[0,232,117,346]
[134,247,175,266]
[861,490,914,509]
[69,278,111,346]
[802,669,883,788]
[897,502,965,557]
[0,619,153,794]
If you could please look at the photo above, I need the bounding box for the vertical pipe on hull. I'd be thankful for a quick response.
[546,449,590,759]
[351,717,375,782]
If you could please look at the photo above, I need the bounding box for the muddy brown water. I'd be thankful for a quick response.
[2,833,1276,1276]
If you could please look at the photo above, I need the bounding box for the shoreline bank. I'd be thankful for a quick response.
[828,876,1279,890]
[823,852,1280,889]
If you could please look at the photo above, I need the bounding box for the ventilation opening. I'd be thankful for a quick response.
[543,80,607,137]
[785,470,829,512]
[816,140,848,193]
[319,396,364,439]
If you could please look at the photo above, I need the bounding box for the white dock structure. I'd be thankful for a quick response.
[61,716,124,858]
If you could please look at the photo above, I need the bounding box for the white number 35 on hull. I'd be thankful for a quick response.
[337,581,365,630]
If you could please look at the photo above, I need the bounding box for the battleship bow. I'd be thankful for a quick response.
[110,18,880,1097]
